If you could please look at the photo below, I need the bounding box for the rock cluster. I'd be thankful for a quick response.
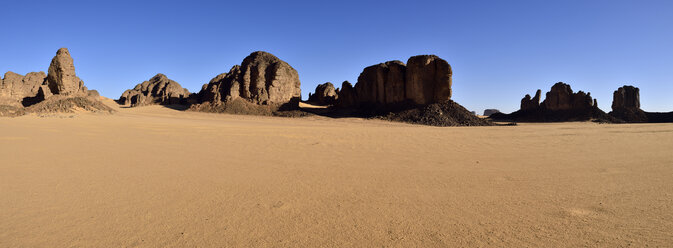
[191,51,301,113]
[0,48,111,116]
[118,74,191,107]
[336,55,452,108]
[307,82,338,105]
[490,82,611,122]
[543,82,595,111]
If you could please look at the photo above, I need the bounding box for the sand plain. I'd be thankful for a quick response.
[1,103,672,247]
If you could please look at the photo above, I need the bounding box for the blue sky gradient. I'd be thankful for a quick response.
[1,0,672,113]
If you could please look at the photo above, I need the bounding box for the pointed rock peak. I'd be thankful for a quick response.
[56,48,71,56]
[47,47,81,95]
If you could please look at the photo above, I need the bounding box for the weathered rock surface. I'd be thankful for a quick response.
[336,81,357,108]
[118,74,191,107]
[0,71,47,106]
[191,51,301,114]
[337,55,452,108]
[47,48,84,96]
[307,82,338,105]
[483,109,501,116]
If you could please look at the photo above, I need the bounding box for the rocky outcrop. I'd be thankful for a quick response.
[543,83,594,111]
[1,48,110,117]
[307,82,338,105]
[483,109,501,116]
[0,71,47,106]
[612,86,640,110]
[47,48,85,96]
[336,81,357,108]
[191,51,301,114]
[337,55,452,108]
[489,82,614,122]
[118,74,191,107]
[520,89,541,111]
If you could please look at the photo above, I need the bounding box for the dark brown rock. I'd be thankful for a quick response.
[307,82,338,105]
[542,82,594,111]
[118,74,191,107]
[612,85,640,110]
[47,48,84,96]
[336,55,452,109]
[192,51,301,113]
[483,109,501,116]
[405,55,452,105]
[336,81,357,108]
[520,89,541,110]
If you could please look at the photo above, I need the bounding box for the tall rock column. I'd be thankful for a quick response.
[47,48,83,96]
[405,55,452,105]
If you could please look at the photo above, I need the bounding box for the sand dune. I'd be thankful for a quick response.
[1,106,672,247]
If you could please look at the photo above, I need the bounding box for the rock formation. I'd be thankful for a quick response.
[47,48,85,96]
[337,55,452,108]
[483,109,501,116]
[336,81,357,108]
[191,51,301,114]
[489,82,613,122]
[520,89,541,111]
[118,74,191,107]
[612,86,640,110]
[307,82,338,105]
[0,71,46,106]
[1,48,112,116]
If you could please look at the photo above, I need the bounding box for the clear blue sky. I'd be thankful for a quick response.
[1,0,672,113]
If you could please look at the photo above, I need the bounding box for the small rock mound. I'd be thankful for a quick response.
[382,100,493,126]
[307,82,338,105]
[190,51,301,114]
[25,95,114,114]
[118,74,191,107]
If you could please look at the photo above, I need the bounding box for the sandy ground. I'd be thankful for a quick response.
[1,103,672,247]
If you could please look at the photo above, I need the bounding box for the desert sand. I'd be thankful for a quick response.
[1,102,672,247]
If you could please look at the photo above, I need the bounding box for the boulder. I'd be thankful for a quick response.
[307,82,338,105]
[483,109,501,116]
[118,73,191,107]
[47,48,84,96]
[193,51,301,112]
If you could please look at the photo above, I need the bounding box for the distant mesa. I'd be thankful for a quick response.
[305,55,490,126]
[118,73,192,107]
[608,85,673,123]
[307,82,338,106]
[189,51,302,115]
[490,82,614,122]
[0,48,112,117]
[483,109,501,116]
